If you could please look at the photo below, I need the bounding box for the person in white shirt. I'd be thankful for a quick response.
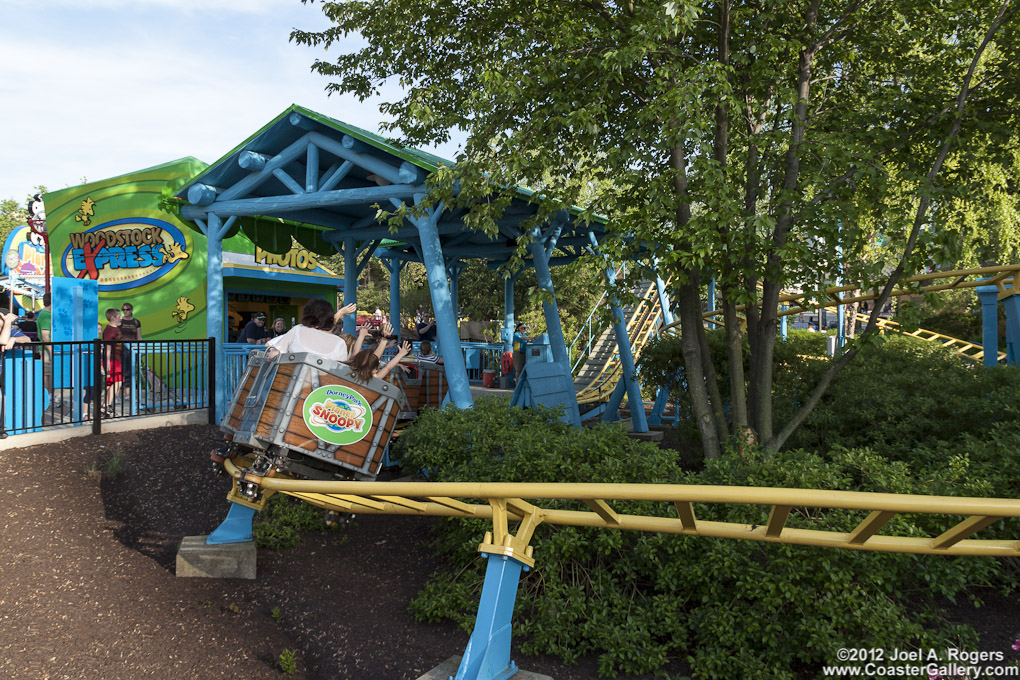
[265,300,358,362]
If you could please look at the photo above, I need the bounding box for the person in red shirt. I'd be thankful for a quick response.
[102,308,124,417]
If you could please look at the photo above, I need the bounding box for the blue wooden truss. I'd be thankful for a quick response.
[174,105,644,426]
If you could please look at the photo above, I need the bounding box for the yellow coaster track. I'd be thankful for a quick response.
[875,317,1007,363]
[659,264,1020,336]
[225,457,1020,558]
[573,279,667,405]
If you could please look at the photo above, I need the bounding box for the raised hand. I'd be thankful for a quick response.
[397,341,412,357]
[382,322,393,337]
[334,303,358,321]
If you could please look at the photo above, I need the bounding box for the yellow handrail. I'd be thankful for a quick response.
[224,457,1020,558]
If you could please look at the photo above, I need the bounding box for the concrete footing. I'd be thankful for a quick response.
[176,535,256,579]
[416,656,553,680]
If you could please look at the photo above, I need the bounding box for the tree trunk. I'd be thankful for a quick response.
[676,280,723,459]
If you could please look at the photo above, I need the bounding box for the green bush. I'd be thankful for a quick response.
[396,396,1017,679]
[253,493,342,550]
[641,330,1020,474]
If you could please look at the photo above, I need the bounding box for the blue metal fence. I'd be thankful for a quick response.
[0,338,214,439]
[221,339,508,403]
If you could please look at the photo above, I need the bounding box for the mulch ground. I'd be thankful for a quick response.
[1,423,1017,679]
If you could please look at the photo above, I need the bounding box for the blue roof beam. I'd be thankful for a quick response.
[181,183,425,220]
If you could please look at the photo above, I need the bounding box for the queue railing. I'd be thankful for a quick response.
[0,338,214,439]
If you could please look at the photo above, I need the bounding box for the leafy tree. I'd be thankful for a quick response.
[0,198,28,246]
[295,0,1019,458]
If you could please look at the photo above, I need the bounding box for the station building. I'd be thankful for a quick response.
[35,158,342,341]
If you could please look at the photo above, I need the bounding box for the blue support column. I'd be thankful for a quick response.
[452,553,528,680]
[448,262,462,321]
[502,276,515,352]
[202,213,234,422]
[837,304,846,347]
[977,285,1000,367]
[206,502,257,545]
[780,305,788,340]
[409,196,473,408]
[648,273,674,427]
[707,277,717,329]
[386,257,403,334]
[1004,295,1020,366]
[528,226,571,375]
[586,234,647,431]
[654,275,675,326]
[647,387,669,427]
[343,237,358,334]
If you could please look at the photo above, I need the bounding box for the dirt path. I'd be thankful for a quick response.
[0,425,616,679]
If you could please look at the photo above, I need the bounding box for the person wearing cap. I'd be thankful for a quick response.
[238,312,270,345]
[512,322,536,380]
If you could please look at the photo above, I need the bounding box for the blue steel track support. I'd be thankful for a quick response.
[527,225,572,373]
[452,553,528,680]
[707,278,717,329]
[409,195,473,408]
[588,234,648,432]
[648,272,674,427]
[654,275,675,326]
[206,501,257,545]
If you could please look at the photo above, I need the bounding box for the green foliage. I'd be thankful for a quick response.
[270,606,283,621]
[253,494,342,550]
[397,390,1019,679]
[278,648,298,675]
[642,329,1020,468]
[296,0,1020,459]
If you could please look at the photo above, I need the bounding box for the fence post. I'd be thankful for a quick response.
[0,351,6,439]
[92,339,102,435]
[208,337,216,425]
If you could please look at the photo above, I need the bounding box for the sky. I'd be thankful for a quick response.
[0,0,464,204]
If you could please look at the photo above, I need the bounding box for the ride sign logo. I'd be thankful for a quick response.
[61,217,191,291]
[303,385,373,446]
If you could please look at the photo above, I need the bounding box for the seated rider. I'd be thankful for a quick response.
[265,300,358,361]
[347,323,412,382]
[416,340,443,366]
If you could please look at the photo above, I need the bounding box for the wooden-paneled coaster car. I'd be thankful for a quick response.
[387,361,449,415]
[214,350,409,508]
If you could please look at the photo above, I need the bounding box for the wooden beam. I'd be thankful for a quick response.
[181,184,424,219]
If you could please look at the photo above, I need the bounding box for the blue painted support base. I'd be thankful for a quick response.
[510,363,581,426]
[1005,295,1020,366]
[453,552,528,680]
[647,386,669,427]
[600,378,626,423]
[977,286,1000,367]
[207,502,257,545]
